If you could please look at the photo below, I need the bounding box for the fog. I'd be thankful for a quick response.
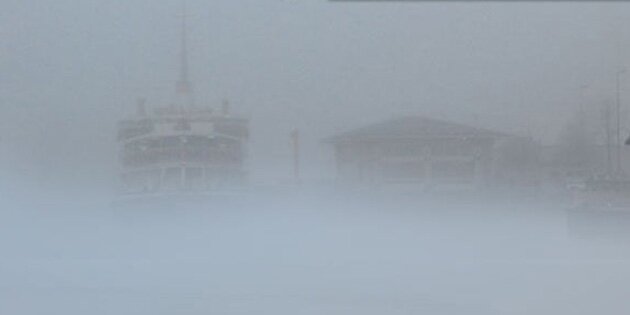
[3,0,630,314]
[3,190,630,314]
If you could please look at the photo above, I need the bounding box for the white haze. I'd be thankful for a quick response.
[2,191,630,314]
[3,0,630,314]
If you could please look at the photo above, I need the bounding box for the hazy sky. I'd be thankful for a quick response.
[3,0,630,189]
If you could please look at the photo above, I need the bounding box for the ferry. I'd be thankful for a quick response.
[115,9,249,206]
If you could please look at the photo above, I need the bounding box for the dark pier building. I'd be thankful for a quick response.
[326,116,508,189]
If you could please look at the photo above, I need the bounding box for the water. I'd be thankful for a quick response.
[1,190,629,314]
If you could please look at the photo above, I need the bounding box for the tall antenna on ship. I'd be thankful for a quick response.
[176,0,194,106]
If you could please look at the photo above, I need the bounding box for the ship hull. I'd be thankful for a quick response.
[111,189,248,209]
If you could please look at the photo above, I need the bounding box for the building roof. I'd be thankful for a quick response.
[325,116,507,143]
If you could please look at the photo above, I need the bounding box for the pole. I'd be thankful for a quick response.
[176,0,193,105]
[616,69,626,175]
[291,129,300,185]
[606,103,613,175]
[579,84,588,119]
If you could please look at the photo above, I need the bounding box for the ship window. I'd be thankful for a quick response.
[161,137,182,148]
[205,167,227,189]
[174,119,191,131]
[187,136,213,146]
[148,170,161,192]
[185,167,204,191]
[163,167,182,190]
[122,171,152,193]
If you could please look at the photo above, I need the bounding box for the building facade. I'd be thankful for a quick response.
[326,116,506,189]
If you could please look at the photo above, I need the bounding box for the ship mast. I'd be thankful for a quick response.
[176,0,194,106]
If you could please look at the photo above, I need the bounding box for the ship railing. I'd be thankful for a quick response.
[121,147,241,167]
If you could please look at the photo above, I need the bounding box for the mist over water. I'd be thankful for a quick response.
[1,188,629,314]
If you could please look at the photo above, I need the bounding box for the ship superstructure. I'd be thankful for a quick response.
[117,5,248,197]
[118,102,248,195]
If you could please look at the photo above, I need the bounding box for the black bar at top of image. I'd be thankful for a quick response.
[330,0,630,2]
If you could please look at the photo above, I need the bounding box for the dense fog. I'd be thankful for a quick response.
[3,0,630,314]
[3,191,630,314]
